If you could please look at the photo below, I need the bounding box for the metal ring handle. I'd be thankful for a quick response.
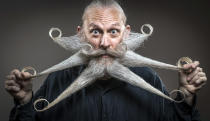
[21,66,37,77]
[33,98,49,112]
[140,24,153,35]
[49,28,62,40]
[169,89,185,103]
[177,57,193,68]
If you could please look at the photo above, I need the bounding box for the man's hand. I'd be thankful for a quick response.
[178,61,207,105]
[5,69,33,105]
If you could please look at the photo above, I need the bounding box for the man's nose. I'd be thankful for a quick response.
[100,34,110,49]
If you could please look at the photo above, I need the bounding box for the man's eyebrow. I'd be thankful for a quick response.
[88,23,99,28]
[111,23,121,27]
[88,23,121,28]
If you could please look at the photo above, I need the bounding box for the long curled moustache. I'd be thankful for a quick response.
[21,24,186,112]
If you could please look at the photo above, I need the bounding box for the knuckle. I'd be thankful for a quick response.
[198,72,203,76]
[193,75,199,80]
[200,67,203,71]
[204,77,207,81]
[11,69,19,74]
[11,86,16,90]
[196,67,201,72]
[195,79,201,84]
[10,86,16,91]
[194,61,200,65]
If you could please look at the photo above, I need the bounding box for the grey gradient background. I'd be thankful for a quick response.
[0,0,210,121]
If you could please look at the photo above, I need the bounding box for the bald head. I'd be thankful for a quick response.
[82,0,127,25]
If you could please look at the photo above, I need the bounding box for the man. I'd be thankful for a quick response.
[5,0,207,121]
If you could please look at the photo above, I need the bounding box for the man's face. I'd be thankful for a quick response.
[80,6,130,52]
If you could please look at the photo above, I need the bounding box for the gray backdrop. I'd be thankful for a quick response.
[1,0,209,121]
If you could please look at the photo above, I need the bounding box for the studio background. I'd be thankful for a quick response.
[0,0,209,121]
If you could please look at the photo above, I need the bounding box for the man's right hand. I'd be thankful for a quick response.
[5,69,33,105]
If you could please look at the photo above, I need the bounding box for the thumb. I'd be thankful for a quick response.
[21,72,32,80]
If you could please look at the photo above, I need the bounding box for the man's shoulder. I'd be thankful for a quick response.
[129,66,158,83]
[128,67,166,93]
[130,66,157,77]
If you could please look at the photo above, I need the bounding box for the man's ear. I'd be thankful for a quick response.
[77,26,81,33]
[125,25,131,38]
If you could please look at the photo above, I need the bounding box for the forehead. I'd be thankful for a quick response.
[84,6,124,27]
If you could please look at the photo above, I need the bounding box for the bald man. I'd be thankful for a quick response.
[5,0,206,121]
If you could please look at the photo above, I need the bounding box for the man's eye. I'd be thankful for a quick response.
[91,29,100,35]
[110,29,118,35]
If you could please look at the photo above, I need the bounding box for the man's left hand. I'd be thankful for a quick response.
[178,61,207,105]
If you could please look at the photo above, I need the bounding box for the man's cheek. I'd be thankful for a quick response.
[89,38,101,48]
[113,38,122,44]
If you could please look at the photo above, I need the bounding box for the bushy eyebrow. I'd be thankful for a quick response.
[88,23,102,29]
[88,22,121,29]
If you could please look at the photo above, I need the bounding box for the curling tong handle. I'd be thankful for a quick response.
[177,57,193,73]
[21,66,37,78]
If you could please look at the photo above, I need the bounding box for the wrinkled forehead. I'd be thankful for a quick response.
[84,7,124,27]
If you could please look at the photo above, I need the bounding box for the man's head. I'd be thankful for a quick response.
[78,0,131,52]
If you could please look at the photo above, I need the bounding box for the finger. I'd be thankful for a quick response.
[184,76,207,93]
[189,75,199,85]
[11,69,20,75]
[183,61,200,73]
[191,61,200,68]
[13,70,23,80]
[194,82,206,91]
[5,80,20,88]
[6,75,16,80]
[194,77,207,86]
[5,85,20,92]
[183,64,193,70]
[17,79,32,87]
[21,72,32,80]
[197,72,206,77]
[16,78,32,91]
[187,67,202,82]
[190,72,206,84]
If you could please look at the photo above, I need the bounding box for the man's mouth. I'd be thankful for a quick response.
[102,54,110,58]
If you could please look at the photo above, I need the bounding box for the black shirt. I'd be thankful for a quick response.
[9,66,200,121]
